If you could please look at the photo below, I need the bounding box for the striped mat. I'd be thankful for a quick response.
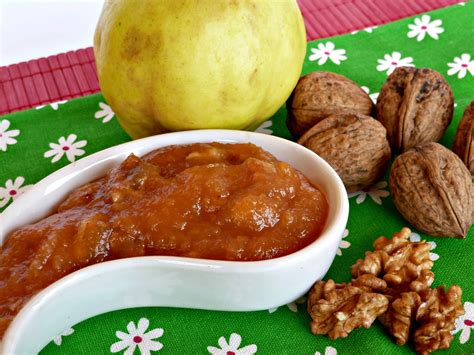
[0,0,463,115]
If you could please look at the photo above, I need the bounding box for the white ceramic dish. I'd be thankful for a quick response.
[0,129,348,354]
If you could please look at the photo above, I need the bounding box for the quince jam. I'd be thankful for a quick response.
[0,143,328,336]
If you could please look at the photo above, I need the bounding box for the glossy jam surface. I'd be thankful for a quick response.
[0,143,328,336]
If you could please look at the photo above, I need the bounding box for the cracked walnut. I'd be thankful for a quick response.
[307,228,464,354]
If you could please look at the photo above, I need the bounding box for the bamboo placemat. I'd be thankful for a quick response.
[0,0,463,116]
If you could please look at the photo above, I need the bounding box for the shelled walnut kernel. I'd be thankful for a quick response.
[307,276,389,339]
[307,228,464,354]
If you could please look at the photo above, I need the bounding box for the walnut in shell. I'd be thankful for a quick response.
[307,277,389,339]
[390,143,472,238]
[376,67,454,152]
[287,71,374,137]
[453,100,474,174]
[298,113,391,192]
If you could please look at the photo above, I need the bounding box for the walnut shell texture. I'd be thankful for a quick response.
[287,71,374,137]
[376,67,454,152]
[298,113,391,192]
[453,100,474,175]
[390,142,472,238]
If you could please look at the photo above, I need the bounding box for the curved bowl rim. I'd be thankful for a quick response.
[0,129,349,353]
[0,129,349,268]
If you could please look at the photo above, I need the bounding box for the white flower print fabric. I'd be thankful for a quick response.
[95,102,116,123]
[110,318,164,355]
[254,120,273,135]
[376,52,414,75]
[452,301,474,345]
[207,333,257,355]
[348,181,390,205]
[36,100,68,110]
[0,176,32,208]
[53,328,74,346]
[407,15,444,41]
[337,229,351,256]
[44,134,87,163]
[268,296,306,313]
[447,53,474,79]
[0,119,20,152]
[309,42,347,65]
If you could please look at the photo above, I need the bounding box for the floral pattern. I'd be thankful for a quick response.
[95,102,115,123]
[351,26,377,34]
[2,3,473,354]
[337,229,351,256]
[268,296,306,313]
[447,53,474,79]
[207,333,257,355]
[376,52,414,75]
[408,232,439,261]
[0,176,32,208]
[309,42,347,65]
[43,134,87,163]
[53,328,74,346]
[110,318,164,355]
[0,119,20,152]
[315,346,337,355]
[254,120,273,135]
[361,86,379,104]
[407,15,444,41]
[36,100,68,110]
[453,301,474,344]
[348,181,390,205]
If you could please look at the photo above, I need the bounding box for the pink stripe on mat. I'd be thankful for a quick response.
[0,0,464,116]
[0,48,99,115]
[298,0,461,40]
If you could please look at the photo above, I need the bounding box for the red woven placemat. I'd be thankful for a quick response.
[0,48,98,115]
[0,0,463,116]
[299,0,461,40]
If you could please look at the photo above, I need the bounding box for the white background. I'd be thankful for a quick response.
[0,0,104,66]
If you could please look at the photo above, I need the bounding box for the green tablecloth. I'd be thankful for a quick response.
[1,3,473,354]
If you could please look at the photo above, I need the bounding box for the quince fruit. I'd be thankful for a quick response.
[94,0,306,138]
